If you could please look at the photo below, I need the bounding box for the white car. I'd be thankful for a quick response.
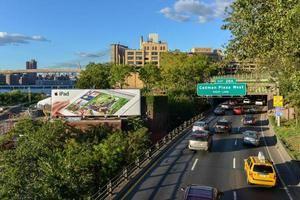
[243,98,251,104]
[192,121,208,132]
[188,130,212,151]
[255,99,264,106]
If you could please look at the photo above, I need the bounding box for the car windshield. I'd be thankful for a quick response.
[253,165,274,174]
[187,187,213,200]
[190,135,209,141]
[216,121,228,126]
[244,131,258,138]
[245,116,254,120]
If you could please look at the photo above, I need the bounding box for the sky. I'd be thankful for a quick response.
[0,0,233,70]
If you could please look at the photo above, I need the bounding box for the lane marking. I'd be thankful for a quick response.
[233,191,237,200]
[233,157,236,169]
[260,115,294,200]
[191,158,198,171]
[234,138,238,146]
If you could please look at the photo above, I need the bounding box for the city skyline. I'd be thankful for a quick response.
[0,0,233,69]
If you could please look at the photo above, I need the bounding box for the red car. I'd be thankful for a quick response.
[233,106,243,115]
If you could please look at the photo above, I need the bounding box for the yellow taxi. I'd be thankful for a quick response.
[244,152,277,187]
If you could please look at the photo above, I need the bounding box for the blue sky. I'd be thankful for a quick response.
[0,0,233,69]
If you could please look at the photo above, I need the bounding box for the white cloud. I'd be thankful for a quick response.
[76,51,107,58]
[160,7,190,22]
[0,32,49,46]
[160,0,233,23]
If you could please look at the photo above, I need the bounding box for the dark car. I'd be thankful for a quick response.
[181,185,223,200]
[243,115,256,125]
[214,107,225,115]
[244,106,258,114]
[214,119,232,133]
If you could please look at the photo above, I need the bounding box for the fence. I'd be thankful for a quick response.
[91,111,207,200]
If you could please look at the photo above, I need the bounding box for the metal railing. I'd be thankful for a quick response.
[211,73,271,82]
[91,112,207,200]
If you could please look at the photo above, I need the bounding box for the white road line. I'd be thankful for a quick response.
[233,191,237,200]
[233,157,236,169]
[260,115,294,200]
[234,138,238,146]
[191,158,198,171]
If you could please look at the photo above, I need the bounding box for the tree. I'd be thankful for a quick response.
[109,64,134,88]
[160,52,212,92]
[139,63,162,91]
[223,0,300,107]
[76,63,111,89]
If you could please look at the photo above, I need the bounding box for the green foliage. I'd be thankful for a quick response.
[76,62,111,89]
[109,64,134,88]
[160,52,214,92]
[0,90,46,106]
[0,118,150,199]
[139,63,162,91]
[223,0,300,108]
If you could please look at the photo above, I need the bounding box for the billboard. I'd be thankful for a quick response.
[51,89,140,117]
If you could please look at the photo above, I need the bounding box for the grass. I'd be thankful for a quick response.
[269,116,300,160]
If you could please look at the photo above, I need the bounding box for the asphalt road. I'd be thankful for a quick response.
[121,109,300,200]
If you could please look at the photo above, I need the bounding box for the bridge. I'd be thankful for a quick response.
[0,68,82,75]
[211,73,278,96]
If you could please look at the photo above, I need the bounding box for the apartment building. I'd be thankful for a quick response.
[191,48,224,61]
[124,33,168,67]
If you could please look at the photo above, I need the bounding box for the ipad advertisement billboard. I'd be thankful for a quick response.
[51,89,140,117]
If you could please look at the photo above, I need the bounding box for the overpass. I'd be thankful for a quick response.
[0,68,82,75]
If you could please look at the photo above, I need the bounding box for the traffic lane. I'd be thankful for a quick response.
[122,114,217,200]
[178,111,244,200]
[183,111,289,200]
[233,113,290,200]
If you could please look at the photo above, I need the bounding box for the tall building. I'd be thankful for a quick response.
[111,44,128,64]
[26,59,37,69]
[24,59,37,84]
[191,48,224,61]
[125,33,168,67]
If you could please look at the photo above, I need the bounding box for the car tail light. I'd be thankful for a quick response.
[224,126,228,128]
[273,174,276,179]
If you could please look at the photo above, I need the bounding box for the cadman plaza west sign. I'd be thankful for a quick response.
[197,83,247,96]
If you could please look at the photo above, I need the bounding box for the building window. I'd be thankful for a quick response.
[160,46,163,51]
[145,52,149,55]
[127,52,134,55]
[136,52,142,56]
[152,46,155,50]
[128,61,135,65]
[147,46,149,50]
[152,61,158,65]
[154,46,157,50]
[162,46,165,50]
[136,61,143,65]
[151,56,158,61]
[136,56,143,60]
[151,52,158,55]
[127,56,134,60]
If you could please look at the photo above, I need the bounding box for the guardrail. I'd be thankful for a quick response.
[91,112,207,200]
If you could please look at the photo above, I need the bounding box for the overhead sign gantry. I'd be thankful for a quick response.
[197,78,247,96]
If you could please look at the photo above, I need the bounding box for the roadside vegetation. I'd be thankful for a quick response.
[223,0,300,158]
[269,116,300,159]
[0,118,149,199]
[0,90,46,106]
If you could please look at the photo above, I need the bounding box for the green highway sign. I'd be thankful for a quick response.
[215,78,237,84]
[197,83,247,96]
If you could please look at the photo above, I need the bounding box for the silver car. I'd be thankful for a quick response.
[188,130,212,151]
[243,130,260,146]
[192,121,208,132]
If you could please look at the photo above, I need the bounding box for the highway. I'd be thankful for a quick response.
[121,109,300,200]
